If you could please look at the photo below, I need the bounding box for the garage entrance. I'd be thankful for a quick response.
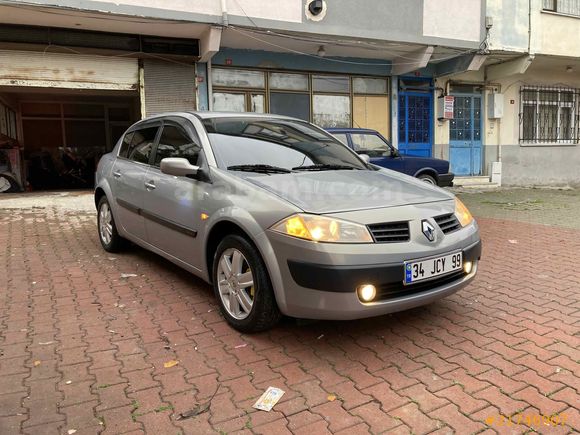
[0,49,140,191]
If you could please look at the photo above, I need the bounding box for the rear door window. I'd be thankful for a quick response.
[126,126,159,164]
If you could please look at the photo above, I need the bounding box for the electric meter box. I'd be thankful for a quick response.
[488,93,504,119]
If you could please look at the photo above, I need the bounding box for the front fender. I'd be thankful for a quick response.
[202,208,289,315]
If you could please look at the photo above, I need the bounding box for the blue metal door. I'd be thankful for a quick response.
[398,92,433,157]
[449,95,482,176]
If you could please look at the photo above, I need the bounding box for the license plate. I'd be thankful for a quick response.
[404,252,462,284]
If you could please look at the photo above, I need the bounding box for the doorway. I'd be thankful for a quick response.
[398,78,433,157]
[449,94,482,176]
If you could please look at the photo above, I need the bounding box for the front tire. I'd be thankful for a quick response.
[213,234,281,332]
[97,196,124,252]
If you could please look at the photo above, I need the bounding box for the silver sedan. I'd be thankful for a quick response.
[95,112,481,332]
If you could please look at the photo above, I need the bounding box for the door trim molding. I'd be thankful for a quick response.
[116,198,197,238]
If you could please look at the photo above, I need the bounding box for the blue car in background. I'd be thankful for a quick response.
[327,128,454,187]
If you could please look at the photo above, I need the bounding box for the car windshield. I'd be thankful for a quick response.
[203,117,367,172]
[350,133,393,157]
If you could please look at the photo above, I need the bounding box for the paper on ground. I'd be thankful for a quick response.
[253,387,285,411]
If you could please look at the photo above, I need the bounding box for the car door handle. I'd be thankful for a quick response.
[144,181,156,190]
[113,171,121,178]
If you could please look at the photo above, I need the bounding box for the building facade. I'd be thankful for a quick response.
[3,0,578,190]
[434,0,580,185]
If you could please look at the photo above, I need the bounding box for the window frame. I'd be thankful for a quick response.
[519,86,579,146]
[211,67,390,136]
[542,0,580,17]
[150,118,203,168]
[117,121,161,166]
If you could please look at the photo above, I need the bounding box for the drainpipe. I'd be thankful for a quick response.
[221,0,229,27]
[207,59,214,111]
[527,0,532,55]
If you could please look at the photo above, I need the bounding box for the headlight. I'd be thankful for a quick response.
[455,198,474,227]
[271,214,373,243]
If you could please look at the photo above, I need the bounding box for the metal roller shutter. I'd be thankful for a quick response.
[0,50,138,90]
[143,59,196,117]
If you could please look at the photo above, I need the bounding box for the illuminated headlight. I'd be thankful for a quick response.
[455,198,474,227]
[357,284,377,302]
[271,214,373,243]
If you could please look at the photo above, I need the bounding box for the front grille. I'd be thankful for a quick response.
[434,213,461,234]
[376,270,466,301]
[368,221,410,243]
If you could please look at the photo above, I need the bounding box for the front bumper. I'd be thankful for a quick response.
[438,172,455,187]
[262,215,481,320]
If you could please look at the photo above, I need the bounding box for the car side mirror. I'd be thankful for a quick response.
[160,157,199,177]
[359,154,370,164]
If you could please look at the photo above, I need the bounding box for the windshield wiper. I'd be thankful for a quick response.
[227,164,292,174]
[292,164,357,171]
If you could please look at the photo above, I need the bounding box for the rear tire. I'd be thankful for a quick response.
[418,173,437,185]
[97,196,124,252]
[212,234,281,332]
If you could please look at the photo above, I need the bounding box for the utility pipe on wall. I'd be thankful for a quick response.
[221,0,229,26]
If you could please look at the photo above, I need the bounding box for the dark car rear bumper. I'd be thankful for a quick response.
[438,173,454,187]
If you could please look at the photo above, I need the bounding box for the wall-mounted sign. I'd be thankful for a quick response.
[443,96,454,119]
[438,95,454,120]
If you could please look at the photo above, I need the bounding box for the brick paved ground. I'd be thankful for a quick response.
[0,189,578,435]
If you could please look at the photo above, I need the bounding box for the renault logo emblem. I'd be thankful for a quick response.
[422,220,436,242]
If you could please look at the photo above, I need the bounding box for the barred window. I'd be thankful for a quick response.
[543,0,580,16]
[520,86,580,145]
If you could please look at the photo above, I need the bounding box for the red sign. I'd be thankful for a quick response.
[443,96,454,119]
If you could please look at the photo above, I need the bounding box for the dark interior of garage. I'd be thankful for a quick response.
[0,88,139,191]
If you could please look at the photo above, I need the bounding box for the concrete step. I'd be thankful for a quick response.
[453,176,500,190]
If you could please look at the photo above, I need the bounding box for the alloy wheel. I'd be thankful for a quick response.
[99,202,113,245]
[217,248,255,320]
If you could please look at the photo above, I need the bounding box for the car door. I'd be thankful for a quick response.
[349,132,406,173]
[142,118,206,269]
[110,123,160,242]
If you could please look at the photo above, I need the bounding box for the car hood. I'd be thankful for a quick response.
[243,169,453,214]
[399,155,450,170]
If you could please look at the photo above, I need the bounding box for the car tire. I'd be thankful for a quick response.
[213,234,281,332]
[97,196,124,253]
[0,173,20,193]
[417,174,437,185]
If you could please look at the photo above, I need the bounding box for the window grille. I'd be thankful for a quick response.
[543,0,580,16]
[520,86,580,145]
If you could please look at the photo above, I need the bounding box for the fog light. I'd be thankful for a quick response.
[464,261,473,274]
[357,284,377,302]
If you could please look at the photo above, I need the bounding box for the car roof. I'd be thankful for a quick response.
[326,128,378,133]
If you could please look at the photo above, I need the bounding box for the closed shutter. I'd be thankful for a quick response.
[143,59,196,117]
[0,50,138,90]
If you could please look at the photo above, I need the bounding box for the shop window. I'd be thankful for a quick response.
[127,126,158,164]
[520,86,580,144]
[153,125,200,167]
[213,92,246,112]
[312,75,350,93]
[0,104,6,136]
[313,95,350,128]
[270,92,310,121]
[212,68,265,88]
[353,77,388,94]
[65,121,106,149]
[250,94,265,113]
[21,102,61,118]
[269,72,309,91]
[63,104,104,119]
